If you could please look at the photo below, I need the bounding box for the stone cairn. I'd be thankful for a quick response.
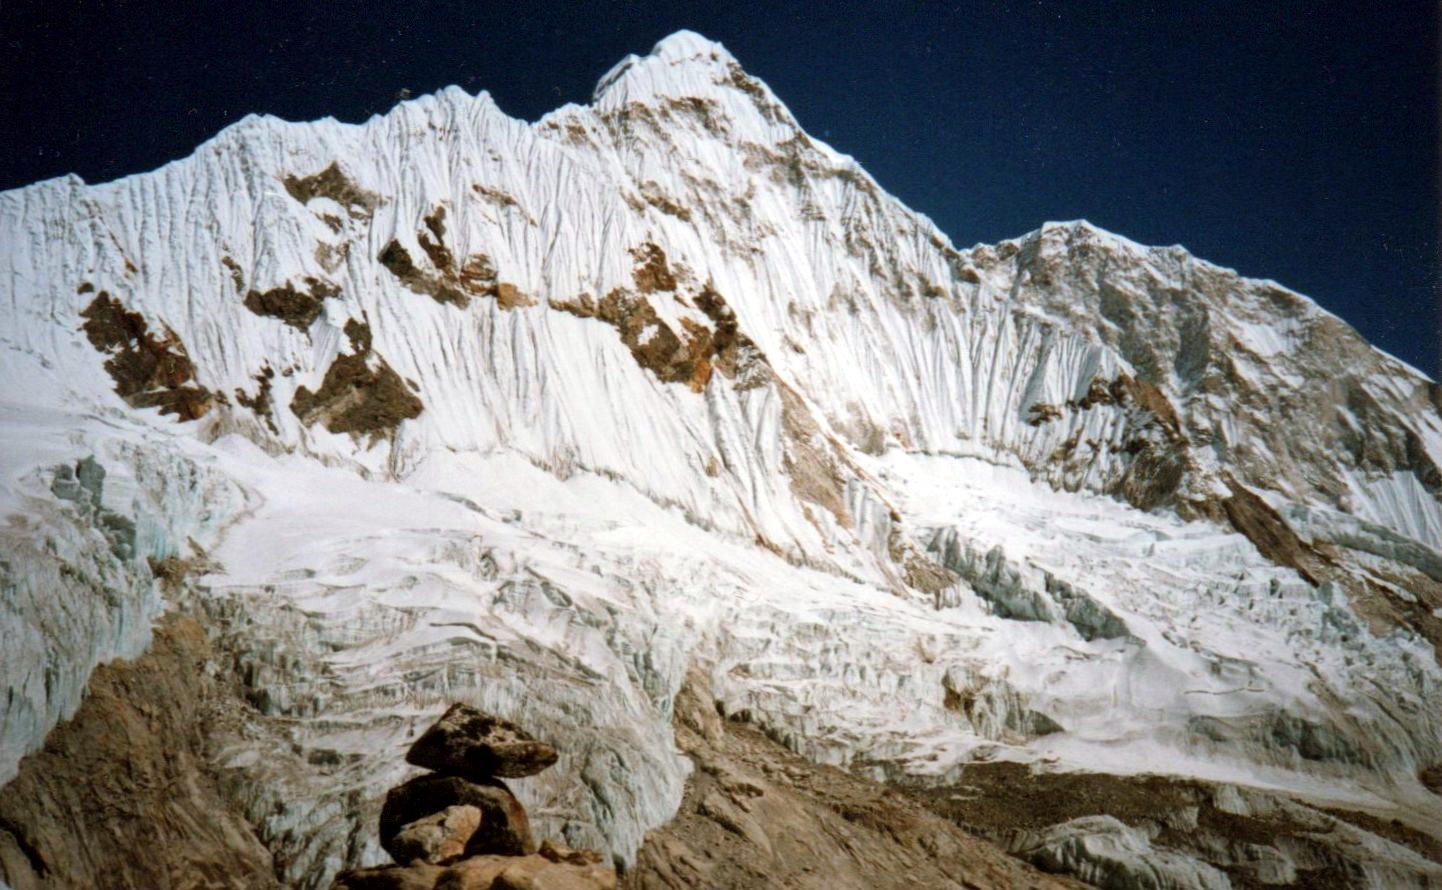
[331,703,616,890]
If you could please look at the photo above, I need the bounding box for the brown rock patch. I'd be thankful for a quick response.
[639,182,692,221]
[777,383,851,527]
[1026,403,1062,425]
[243,277,340,331]
[419,207,456,271]
[553,290,711,392]
[691,286,759,380]
[234,365,279,434]
[1221,480,1324,586]
[901,551,957,595]
[471,183,519,209]
[630,243,677,294]
[290,319,422,437]
[551,283,765,394]
[80,290,213,421]
[379,239,469,307]
[1063,373,1184,444]
[491,283,534,309]
[1113,373,1184,441]
[283,162,378,218]
[221,256,245,292]
[380,209,530,311]
[1036,373,1192,510]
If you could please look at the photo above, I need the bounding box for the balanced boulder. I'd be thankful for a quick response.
[405,703,558,780]
[381,776,534,860]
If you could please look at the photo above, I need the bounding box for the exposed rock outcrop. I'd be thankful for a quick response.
[378,207,531,309]
[243,277,340,331]
[389,806,482,866]
[282,162,378,219]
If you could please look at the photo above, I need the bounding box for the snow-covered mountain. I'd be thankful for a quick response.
[1,30,1439,889]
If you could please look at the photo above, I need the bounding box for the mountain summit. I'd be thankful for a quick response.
[1,31,1439,890]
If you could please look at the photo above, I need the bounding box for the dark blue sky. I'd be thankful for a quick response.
[3,1,1437,377]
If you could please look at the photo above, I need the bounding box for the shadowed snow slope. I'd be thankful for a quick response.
[1,29,1439,890]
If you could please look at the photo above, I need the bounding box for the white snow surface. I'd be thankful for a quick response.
[1,29,1440,888]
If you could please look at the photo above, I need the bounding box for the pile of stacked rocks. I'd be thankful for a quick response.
[331,703,616,890]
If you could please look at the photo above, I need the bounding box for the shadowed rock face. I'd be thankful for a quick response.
[406,703,560,781]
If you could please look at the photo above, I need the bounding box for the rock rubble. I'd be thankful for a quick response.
[331,704,614,890]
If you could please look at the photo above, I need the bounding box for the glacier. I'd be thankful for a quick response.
[1,29,1439,889]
